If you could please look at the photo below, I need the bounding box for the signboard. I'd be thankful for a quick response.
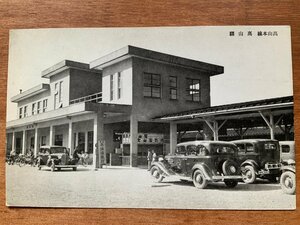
[98,140,106,168]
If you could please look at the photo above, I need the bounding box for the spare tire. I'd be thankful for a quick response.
[222,160,240,176]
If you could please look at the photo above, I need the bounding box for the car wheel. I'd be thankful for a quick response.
[150,166,164,183]
[222,160,239,175]
[19,159,26,167]
[73,167,77,171]
[242,165,256,184]
[224,180,238,188]
[193,170,208,189]
[280,171,296,195]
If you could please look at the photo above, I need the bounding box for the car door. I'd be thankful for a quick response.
[166,145,187,174]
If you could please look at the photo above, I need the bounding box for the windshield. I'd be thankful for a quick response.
[210,144,236,154]
[264,142,277,150]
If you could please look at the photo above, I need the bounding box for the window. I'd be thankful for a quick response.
[59,81,63,102]
[143,73,161,98]
[175,146,186,155]
[169,76,177,100]
[24,106,27,117]
[32,103,36,115]
[19,107,23,119]
[54,134,63,146]
[281,145,290,153]
[37,101,41,114]
[43,99,48,112]
[41,136,46,146]
[88,131,94,154]
[110,74,114,101]
[236,144,245,152]
[186,78,201,102]
[54,82,63,109]
[246,143,254,152]
[117,72,121,99]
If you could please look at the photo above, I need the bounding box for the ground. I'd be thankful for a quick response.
[6,165,296,210]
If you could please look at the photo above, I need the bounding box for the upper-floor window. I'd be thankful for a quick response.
[143,73,161,98]
[43,99,48,112]
[37,101,41,114]
[117,72,121,99]
[24,106,28,117]
[186,78,201,102]
[169,76,177,100]
[110,74,114,101]
[19,107,23,119]
[32,103,36,115]
[54,81,63,109]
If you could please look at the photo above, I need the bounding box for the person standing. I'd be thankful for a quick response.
[147,149,153,171]
[152,150,157,163]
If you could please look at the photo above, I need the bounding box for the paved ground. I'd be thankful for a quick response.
[6,165,295,210]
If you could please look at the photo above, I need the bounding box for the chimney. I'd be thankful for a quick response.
[19,89,22,94]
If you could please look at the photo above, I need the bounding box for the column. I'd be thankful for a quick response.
[130,115,138,167]
[12,131,15,152]
[68,120,73,153]
[93,111,104,170]
[170,122,177,154]
[34,127,38,157]
[49,125,54,146]
[213,121,219,141]
[22,130,26,154]
[84,131,88,153]
[270,114,275,139]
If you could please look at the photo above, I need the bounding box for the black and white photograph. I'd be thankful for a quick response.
[5,26,295,209]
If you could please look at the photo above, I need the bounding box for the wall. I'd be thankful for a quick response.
[132,57,211,121]
[69,69,102,101]
[49,69,70,110]
[101,58,132,105]
[17,90,50,118]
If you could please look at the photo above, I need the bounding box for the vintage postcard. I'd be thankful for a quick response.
[5,26,295,209]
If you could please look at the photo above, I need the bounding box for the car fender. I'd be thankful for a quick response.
[191,163,212,181]
[151,161,172,177]
[241,160,259,171]
[281,165,296,174]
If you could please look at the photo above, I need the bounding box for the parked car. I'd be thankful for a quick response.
[150,141,242,189]
[38,145,78,172]
[280,164,296,195]
[231,139,281,184]
[279,141,295,165]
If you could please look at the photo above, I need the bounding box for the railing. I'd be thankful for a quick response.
[69,92,102,105]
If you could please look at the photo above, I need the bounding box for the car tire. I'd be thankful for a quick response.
[242,165,256,184]
[193,170,208,189]
[280,171,296,195]
[222,160,239,176]
[224,180,238,188]
[150,166,164,183]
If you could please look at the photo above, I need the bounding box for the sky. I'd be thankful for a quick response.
[7,26,293,121]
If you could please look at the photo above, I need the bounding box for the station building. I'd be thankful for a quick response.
[6,46,294,168]
[6,45,224,168]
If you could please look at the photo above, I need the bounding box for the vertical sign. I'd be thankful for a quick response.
[98,140,106,168]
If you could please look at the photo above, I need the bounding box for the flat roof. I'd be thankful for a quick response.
[154,96,294,121]
[11,83,50,103]
[90,45,224,76]
[42,60,101,78]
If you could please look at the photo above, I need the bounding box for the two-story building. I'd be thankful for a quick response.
[6,45,224,168]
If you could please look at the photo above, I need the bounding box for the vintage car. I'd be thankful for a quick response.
[231,139,281,183]
[280,164,296,195]
[38,145,78,172]
[150,141,242,189]
[279,141,295,165]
